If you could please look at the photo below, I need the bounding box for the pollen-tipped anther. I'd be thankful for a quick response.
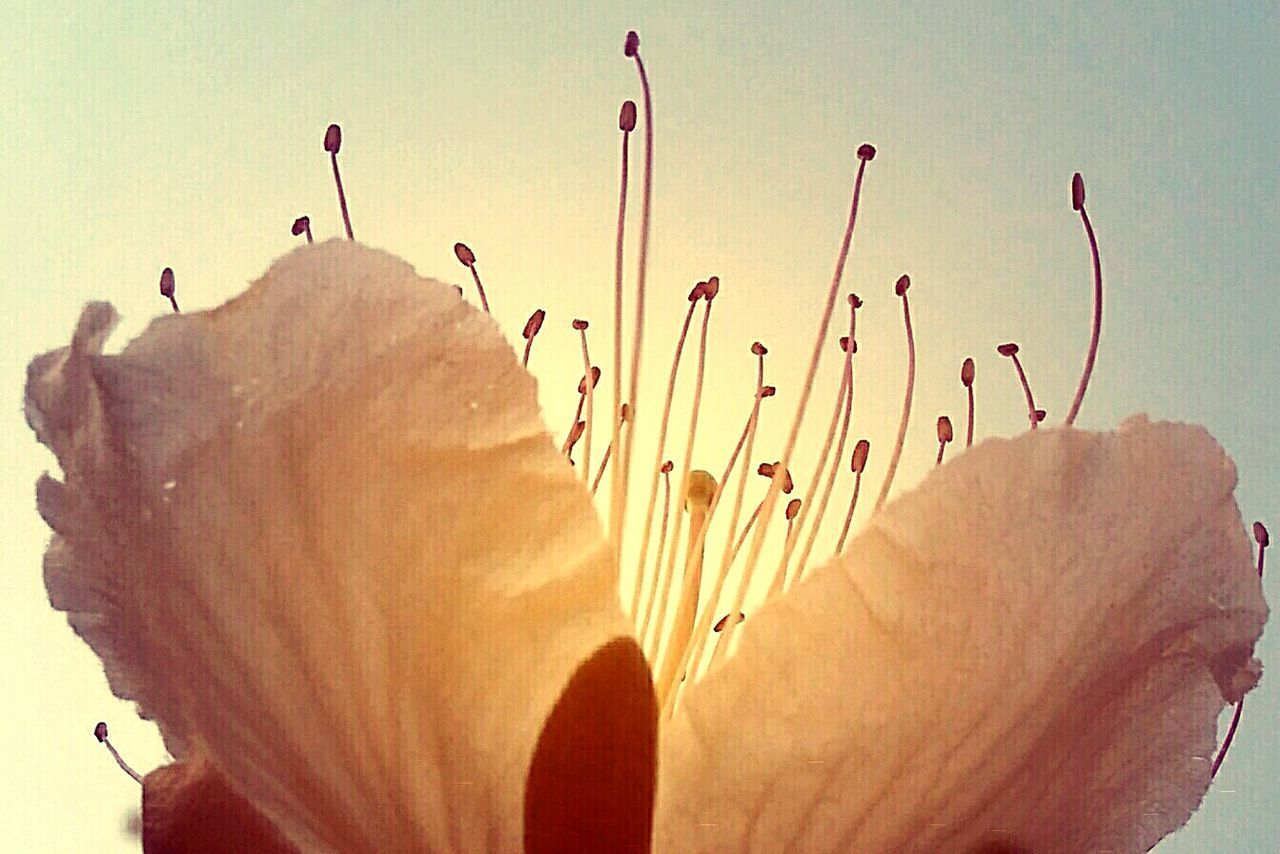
[324,123,354,240]
[713,612,745,633]
[856,143,877,161]
[961,357,976,447]
[523,309,546,339]
[1065,171,1104,426]
[620,100,637,132]
[1255,521,1270,548]
[851,439,869,473]
[291,215,313,243]
[572,318,589,331]
[94,720,143,784]
[624,30,640,57]
[785,498,801,521]
[936,415,954,466]
[454,243,491,313]
[999,343,1040,429]
[874,275,916,511]
[751,341,767,356]
[759,385,776,398]
[159,268,179,313]
[894,274,910,296]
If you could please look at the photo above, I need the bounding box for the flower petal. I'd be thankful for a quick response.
[27,241,644,852]
[656,417,1266,853]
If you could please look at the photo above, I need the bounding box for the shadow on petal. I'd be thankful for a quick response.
[143,759,299,853]
[525,637,657,853]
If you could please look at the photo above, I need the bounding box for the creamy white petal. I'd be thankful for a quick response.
[28,241,642,852]
[656,416,1266,853]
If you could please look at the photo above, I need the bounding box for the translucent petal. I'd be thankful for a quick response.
[27,241,636,852]
[656,417,1267,853]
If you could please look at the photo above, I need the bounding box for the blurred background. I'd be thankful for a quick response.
[2,2,1275,850]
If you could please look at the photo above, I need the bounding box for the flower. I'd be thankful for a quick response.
[27,239,1267,852]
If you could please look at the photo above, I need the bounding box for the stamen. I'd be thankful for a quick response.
[1210,520,1268,779]
[961,357,976,447]
[628,283,703,623]
[647,287,715,664]
[1065,172,1103,426]
[158,268,179,313]
[738,143,876,616]
[453,243,490,314]
[713,612,745,632]
[574,319,595,479]
[324,123,354,241]
[997,343,1040,429]
[561,367,598,455]
[591,403,630,496]
[638,460,675,648]
[936,415,953,465]
[521,308,546,368]
[706,462,792,669]
[835,438,870,553]
[794,296,861,586]
[663,345,770,705]
[874,274,915,512]
[564,420,585,463]
[611,31,655,569]
[94,721,142,785]
[291,215,313,244]
[611,99,635,573]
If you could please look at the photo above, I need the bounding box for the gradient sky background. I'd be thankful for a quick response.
[3,2,1276,851]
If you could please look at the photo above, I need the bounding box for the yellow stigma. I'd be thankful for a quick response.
[684,469,717,513]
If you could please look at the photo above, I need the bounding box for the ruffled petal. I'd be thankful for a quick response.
[655,417,1266,853]
[28,241,642,852]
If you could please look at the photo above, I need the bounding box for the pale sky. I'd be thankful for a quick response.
[2,2,1276,851]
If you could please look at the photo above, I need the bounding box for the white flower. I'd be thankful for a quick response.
[27,240,1266,853]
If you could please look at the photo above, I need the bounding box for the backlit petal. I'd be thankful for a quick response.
[28,241,638,852]
[656,417,1266,853]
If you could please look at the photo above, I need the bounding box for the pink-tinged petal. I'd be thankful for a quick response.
[656,416,1266,853]
[27,240,648,852]
[143,760,299,853]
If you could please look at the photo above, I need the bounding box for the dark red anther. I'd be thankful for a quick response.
[759,385,776,398]
[578,366,602,394]
[1071,172,1086,211]
[751,341,767,356]
[573,319,590,331]
[1255,521,1270,548]
[712,612,745,633]
[454,242,476,267]
[94,722,108,743]
[894,274,910,296]
[702,276,720,301]
[856,143,877,161]
[961,357,975,387]
[848,293,863,308]
[159,268,175,298]
[620,100,637,132]
[1034,409,1046,423]
[851,439,870,473]
[624,31,640,57]
[620,403,632,423]
[660,460,673,474]
[524,309,546,339]
[785,498,802,521]
[324,123,342,154]
[937,416,954,444]
[290,216,310,236]
[997,342,1020,357]
[688,281,706,302]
